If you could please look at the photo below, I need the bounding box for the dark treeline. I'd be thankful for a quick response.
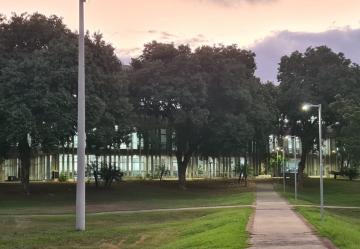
[0,13,360,192]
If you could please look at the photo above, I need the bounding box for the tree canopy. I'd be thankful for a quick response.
[0,13,132,193]
[130,41,276,188]
[1,12,360,191]
[277,46,360,184]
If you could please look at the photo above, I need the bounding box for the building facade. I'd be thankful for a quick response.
[0,132,340,182]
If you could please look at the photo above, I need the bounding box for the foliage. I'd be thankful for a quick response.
[0,13,132,193]
[342,167,359,181]
[277,46,359,185]
[99,163,124,188]
[58,172,68,182]
[155,164,170,181]
[130,41,276,188]
[234,163,248,185]
[330,95,360,170]
[269,152,286,176]
[87,161,124,188]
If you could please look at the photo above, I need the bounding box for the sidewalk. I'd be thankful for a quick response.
[248,183,335,249]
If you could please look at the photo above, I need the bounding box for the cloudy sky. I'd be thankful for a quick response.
[2,0,360,83]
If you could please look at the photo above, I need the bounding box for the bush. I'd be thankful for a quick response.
[58,172,68,182]
[99,164,124,187]
[87,161,124,188]
[155,164,170,181]
[344,167,358,180]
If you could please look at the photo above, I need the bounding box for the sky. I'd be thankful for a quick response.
[2,0,360,83]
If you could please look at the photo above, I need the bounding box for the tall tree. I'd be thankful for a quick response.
[277,46,357,185]
[0,13,75,193]
[0,13,132,193]
[131,42,275,187]
[130,41,209,189]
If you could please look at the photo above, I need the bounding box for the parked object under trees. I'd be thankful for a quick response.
[331,168,358,181]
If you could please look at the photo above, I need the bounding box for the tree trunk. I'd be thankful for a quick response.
[178,162,187,190]
[177,153,191,190]
[298,140,311,188]
[19,136,31,195]
[94,159,99,188]
[244,153,248,187]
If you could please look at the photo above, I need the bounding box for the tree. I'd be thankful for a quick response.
[0,13,76,194]
[83,32,133,159]
[196,47,277,177]
[277,46,358,186]
[195,45,256,165]
[131,42,275,188]
[330,93,360,174]
[130,41,208,189]
[0,13,132,193]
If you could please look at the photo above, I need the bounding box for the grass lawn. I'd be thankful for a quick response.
[0,179,255,215]
[0,180,254,249]
[0,208,252,249]
[296,207,360,249]
[278,178,360,249]
[279,178,360,206]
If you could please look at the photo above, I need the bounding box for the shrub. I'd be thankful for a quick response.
[155,164,170,181]
[87,161,124,188]
[58,172,68,182]
[99,164,124,187]
[344,167,358,180]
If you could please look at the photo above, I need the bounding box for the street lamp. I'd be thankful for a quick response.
[76,0,86,231]
[281,147,285,192]
[276,147,280,177]
[302,103,324,220]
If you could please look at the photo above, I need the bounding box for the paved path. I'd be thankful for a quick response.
[248,183,335,249]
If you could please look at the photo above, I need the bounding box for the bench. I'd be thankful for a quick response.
[7,176,18,181]
[331,170,358,180]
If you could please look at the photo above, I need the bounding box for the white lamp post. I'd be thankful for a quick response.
[282,148,285,192]
[302,103,324,220]
[276,147,279,177]
[76,0,86,231]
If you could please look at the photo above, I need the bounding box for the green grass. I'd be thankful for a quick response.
[278,178,360,249]
[279,178,360,206]
[0,208,252,249]
[0,180,254,248]
[296,208,360,249]
[0,180,254,215]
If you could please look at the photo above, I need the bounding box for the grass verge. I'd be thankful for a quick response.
[0,208,253,249]
[296,207,360,249]
[277,178,360,249]
[0,180,255,215]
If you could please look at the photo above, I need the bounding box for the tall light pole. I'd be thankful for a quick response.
[282,147,285,192]
[76,0,86,231]
[302,103,324,220]
[276,147,279,177]
[293,137,297,201]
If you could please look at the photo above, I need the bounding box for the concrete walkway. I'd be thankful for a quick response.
[248,183,335,249]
